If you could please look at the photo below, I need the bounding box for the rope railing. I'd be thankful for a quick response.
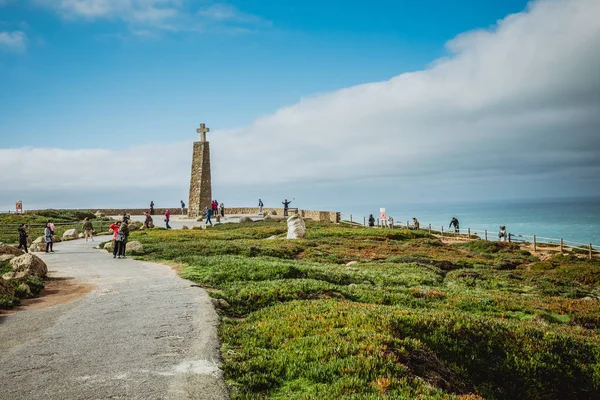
[339,213,599,259]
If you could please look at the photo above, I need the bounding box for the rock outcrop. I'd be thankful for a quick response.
[125,241,144,255]
[0,244,25,257]
[286,215,307,239]
[5,253,48,281]
[103,241,114,253]
[0,277,14,299]
[239,216,253,223]
[63,229,79,240]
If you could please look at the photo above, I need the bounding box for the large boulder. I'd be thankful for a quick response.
[128,223,139,232]
[239,216,253,223]
[125,241,144,255]
[286,215,307,239]
[0,244,25,257]
[62,229,79,240]
[95,211,105,218]
[103,241,114,253]
[0,254,16,262]
[30,242,47,253]
[33,236,45,244]
[5,253,48,281]
[0,277,14,299]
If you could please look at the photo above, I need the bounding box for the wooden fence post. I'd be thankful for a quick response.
[484,230,488,241]
[441,226,444,238]
[590,244,594,260]
[350,214,352,223]
[363,217,366,227]
[508,233,511,243]
[533,235,537,252]
[560,238,563,254]
[377,219,380,227]
[428,224,431,233]
[468,228,471,238]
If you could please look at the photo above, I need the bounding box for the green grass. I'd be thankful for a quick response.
[0,210,111,243]
[132,221,600,399]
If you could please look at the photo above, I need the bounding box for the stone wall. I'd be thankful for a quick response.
[223,208,340,223]
[27,207,340,223]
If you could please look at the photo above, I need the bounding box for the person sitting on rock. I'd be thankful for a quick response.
[17,223,28,253]
[143,212,153,229]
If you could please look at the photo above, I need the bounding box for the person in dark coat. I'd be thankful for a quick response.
[282,199,292,217]
[368,214,375,227]
[449,217,460,233]
[17,224,28,253]
[150,201,155,215]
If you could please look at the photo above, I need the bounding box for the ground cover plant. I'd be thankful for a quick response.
[132,220,600,399]
[0,210,109,243]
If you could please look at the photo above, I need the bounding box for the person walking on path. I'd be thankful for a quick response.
[258,199,264,216]
[219,202,225,218]
[17,224,28,253]
[180,200,186,216]
[282,199,292,217]
[449,217,460,233]
[164,209,171,229]
[83,217,94,242]
[150,201,155,215]
[109,221,122,258]
[205,207,213,227]
[44,222,54,253]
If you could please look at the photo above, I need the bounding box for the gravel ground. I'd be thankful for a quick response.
[0,238,229,400]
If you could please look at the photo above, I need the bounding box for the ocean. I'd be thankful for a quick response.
[341,197,600,247]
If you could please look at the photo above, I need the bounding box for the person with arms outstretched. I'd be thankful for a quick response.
[282,199,292,217]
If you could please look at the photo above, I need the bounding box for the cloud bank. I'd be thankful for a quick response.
[0,30,27,52]
[2,0,600,209]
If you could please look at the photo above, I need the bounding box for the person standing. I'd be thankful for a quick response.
[44,222,54,253]
[413,218,420,230]
[282,199,292,217]
[368,214,375,227]
[449,217,460,233]
[387,216,394,229]
[116,221,130,258]
[211,200,217,216]
[258,199,264,216]
[180,200,186,216]
[219,203,225,218]
[17,224,28,253]
[499,226,507,242]
[109,221,121,258]
[205,207,213,227]
[150,201,155,215]
[165,209,171,229]
[83,217,94,242]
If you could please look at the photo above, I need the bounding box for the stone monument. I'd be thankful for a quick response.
[188,123,212,218]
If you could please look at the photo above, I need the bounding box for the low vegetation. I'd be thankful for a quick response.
[131,221,600,399]
[0,210,111,243]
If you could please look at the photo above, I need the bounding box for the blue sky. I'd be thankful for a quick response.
[1,0,599,211]
[1,0,529,148]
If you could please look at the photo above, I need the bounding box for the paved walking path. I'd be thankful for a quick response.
[0,238,229,400]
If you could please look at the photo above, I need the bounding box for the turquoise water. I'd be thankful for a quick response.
[343,198,600,246]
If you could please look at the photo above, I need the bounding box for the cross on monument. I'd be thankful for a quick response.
[196,123,210,142]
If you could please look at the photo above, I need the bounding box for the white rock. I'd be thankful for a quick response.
[6,253,48,281]
[62,229,79,240]
[346,261,359,266]
[286,215,306,239]
[125,241,144,255]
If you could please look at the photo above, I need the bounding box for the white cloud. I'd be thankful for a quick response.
[1,0,600,208]
[33,0,182,22]
[198,3,265,25]
[0,30,27,52]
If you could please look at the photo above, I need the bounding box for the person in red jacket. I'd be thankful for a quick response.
[109,221,122,258]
